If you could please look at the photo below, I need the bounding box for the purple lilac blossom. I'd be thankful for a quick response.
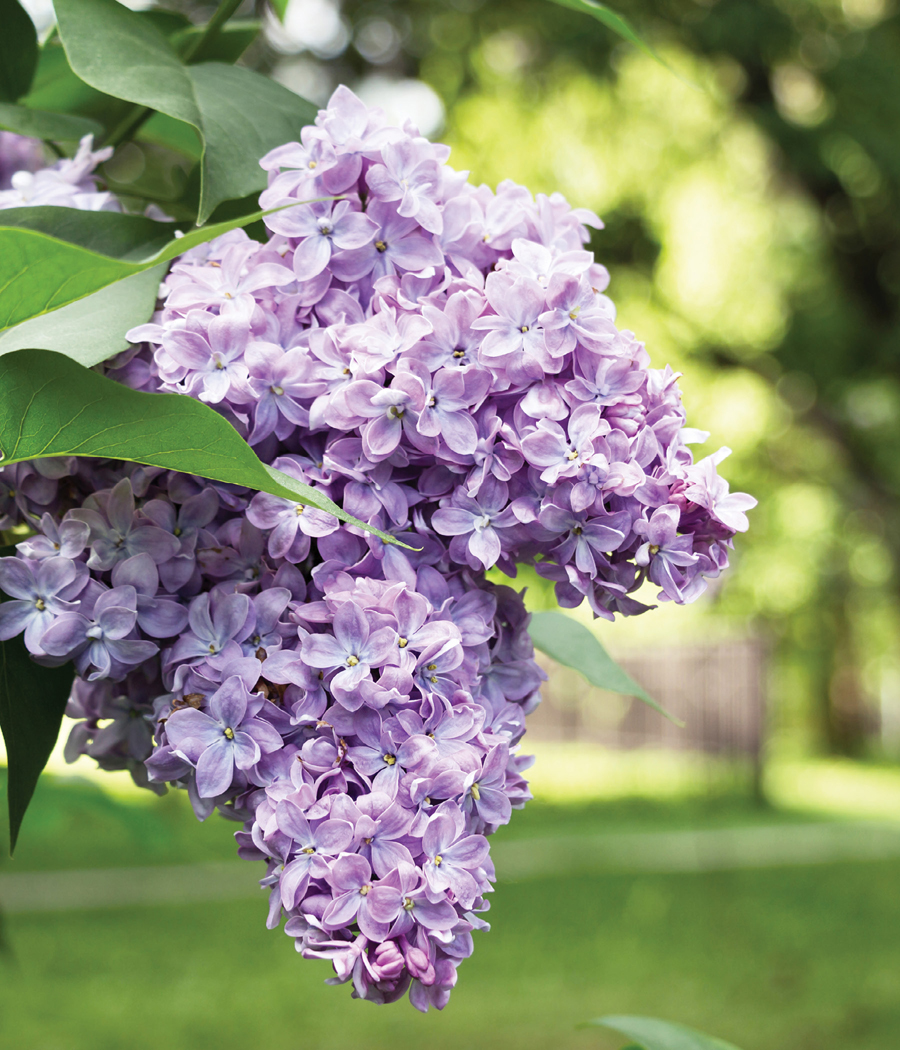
[0,134,119,211]
[0,100,755,1012]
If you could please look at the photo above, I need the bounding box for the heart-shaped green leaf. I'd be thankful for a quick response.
[54,0,317,222]
[0,205,276,333]
[56,0,199,125]
[0,101,104,142]
[182,62,318,223]
[0,264,166,366]
[528,611,681,723]
[589,1016,743,1050]
[0,349,407,548]
[0,0,38,103]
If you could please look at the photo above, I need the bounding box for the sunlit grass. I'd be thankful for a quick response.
[3,768,900,1050]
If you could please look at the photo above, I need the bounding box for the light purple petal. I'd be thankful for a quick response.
[0,601,39,642]
[210,676,249,729]
[195,739,235,797]
[231,730,261,769]
[312,818,354,855]
[293,233,333,281]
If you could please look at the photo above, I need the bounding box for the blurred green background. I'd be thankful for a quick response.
[5,0,900,1046]
[4,760,900,1050]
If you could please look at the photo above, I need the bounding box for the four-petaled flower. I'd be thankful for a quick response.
[165,676,283,798]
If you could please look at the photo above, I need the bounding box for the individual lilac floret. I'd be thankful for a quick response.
[16,513,91,562]
[322,854,398,941]
[431,479,518,570]
[270,797,355,910]
[462,744,513,828]
[0,556,87,655]
[368,864,458,934]
[422,804,490,907]
[70,477,180,571]
[267,199,378,281]
[634,504,701,603]
[301,603,395,702]
[167,591,253,665]
[683,448,757,534]
[164,676,283,797]
[40,585,159,680]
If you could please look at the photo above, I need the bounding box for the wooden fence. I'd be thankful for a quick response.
[528,637,767,789]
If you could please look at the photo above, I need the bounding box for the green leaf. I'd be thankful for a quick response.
[0,600,75,854]
[0,0,39,103]
[54,0,317,222]
[527,610,682,724]
[589,1016,743,1050]
[138,112,202,161]
[0,349,407,548]
[545,0,690,83]
[55,0,200,124]
[184,63,318,223]
[269,0,290,20]
[0,101,104,142]
[102,142,191,206]
[0,205,275,332]
[0,264,166,367]
[20,44,132,137]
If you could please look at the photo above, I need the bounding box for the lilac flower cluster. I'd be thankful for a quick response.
[0,91,754,1010]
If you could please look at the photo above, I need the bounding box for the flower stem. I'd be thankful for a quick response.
[180,0,246,63]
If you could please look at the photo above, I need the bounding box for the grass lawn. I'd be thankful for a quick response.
[1,766,900,1050]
